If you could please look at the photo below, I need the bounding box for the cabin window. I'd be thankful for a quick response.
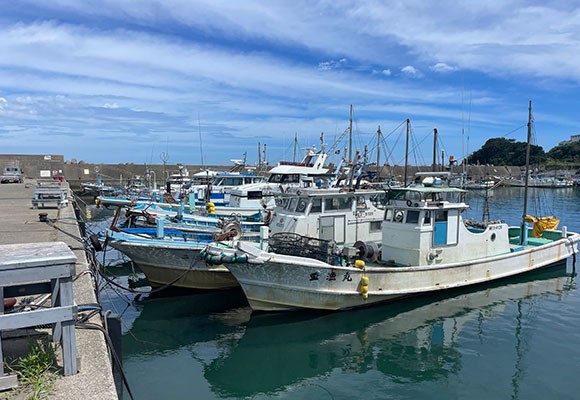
[435,210,448,222]
[406,210,420,224]
[393,209,405,223]
[370,221,382,231]
[310,198,322,213]
[288,198,298,211]
[296,198,308,213]
[325,197,352,211]
[424,211,431,225]
[356,196,367,210]
[247,191,262,200]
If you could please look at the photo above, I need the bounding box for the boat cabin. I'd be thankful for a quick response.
[228,151,332,209]
[269,188,387,245]
[379,187,511,266]
[188,172,266,206]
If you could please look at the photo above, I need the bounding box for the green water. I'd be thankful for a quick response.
[91,187,580,399]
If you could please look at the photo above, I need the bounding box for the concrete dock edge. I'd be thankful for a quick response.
[0,180,118,399]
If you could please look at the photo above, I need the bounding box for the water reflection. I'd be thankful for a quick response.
[202,266,573,398]
[123,288,250,359]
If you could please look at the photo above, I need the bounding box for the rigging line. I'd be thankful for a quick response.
[386,123,408,165]
[502,123,528,138]
[409,125,428,167]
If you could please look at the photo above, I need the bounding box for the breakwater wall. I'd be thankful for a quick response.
[2,154,578,189]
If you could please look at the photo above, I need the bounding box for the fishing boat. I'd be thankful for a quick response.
[98,204,263,290]
[206,185,578,311]
[205,102,579,311]
[187,171,266,207]
[228,147,332,209]
[98,186,388,290]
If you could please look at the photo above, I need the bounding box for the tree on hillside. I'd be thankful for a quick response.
[546,141,580,163]
[468,138,546,166]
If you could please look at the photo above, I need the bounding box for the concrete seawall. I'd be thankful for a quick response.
[0,180,118,399]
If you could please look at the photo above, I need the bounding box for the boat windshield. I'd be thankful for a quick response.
[268,174,300,184]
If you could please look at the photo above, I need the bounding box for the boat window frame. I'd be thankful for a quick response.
[393,209,405,223]
[296,198,308,213]
[406,210,420,224]
[310,197,322,213]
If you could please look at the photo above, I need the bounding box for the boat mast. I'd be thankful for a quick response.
[376,125,381,168]
[349,104,353,163]
[404,118,410,187]
[521,100,533,244]
[432,128,438,171]
[293,132,298,162]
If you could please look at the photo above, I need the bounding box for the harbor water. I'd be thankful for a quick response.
[87,187,580,400]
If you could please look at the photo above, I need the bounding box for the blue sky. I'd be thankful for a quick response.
[1,1,579,166]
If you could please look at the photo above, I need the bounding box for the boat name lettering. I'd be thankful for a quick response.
[488,225,503,230]
[342,272,352,282]
[326,271,337,281]
[309,272,320,281]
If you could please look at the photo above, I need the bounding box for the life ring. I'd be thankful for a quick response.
[406,199,413,207]
[262,210,273,224]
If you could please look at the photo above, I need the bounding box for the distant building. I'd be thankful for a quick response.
[559,134,580,146]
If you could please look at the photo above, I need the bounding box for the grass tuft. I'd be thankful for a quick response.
[3,339,60,400]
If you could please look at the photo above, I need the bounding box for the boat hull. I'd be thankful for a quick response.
[109,241,239,290]
[221,233,579,311]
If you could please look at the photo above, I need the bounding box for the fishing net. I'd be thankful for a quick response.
[268,232,335,263]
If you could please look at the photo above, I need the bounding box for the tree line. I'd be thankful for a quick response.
[468,138,580,166]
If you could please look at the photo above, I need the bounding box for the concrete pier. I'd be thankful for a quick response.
[0,180,118,399]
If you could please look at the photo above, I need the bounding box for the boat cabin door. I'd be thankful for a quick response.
[433,210,459,246]
[320,215,345,244]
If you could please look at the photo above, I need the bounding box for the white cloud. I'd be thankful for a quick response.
[430,63,458,73]
[401,65,422,78]
[382,69,392,76]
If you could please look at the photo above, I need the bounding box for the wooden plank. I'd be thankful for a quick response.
[0,374,19,391]
[0,242,76,270]
[0,306,76,330]
[1,266,75,286]
[59,278,77,376]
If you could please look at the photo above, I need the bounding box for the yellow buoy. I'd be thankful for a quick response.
[354,260,365,269]
[206,202,215,214]
[360,275,369,297]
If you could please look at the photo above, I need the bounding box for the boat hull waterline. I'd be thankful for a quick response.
[109,240,239,290]
[214,234,578,311]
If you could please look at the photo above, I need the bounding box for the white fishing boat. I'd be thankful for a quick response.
[228,148,332,209]
[187,171,266,206]
[101,227,241,290]
[99,186,388,290]
[206,185,579,311]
